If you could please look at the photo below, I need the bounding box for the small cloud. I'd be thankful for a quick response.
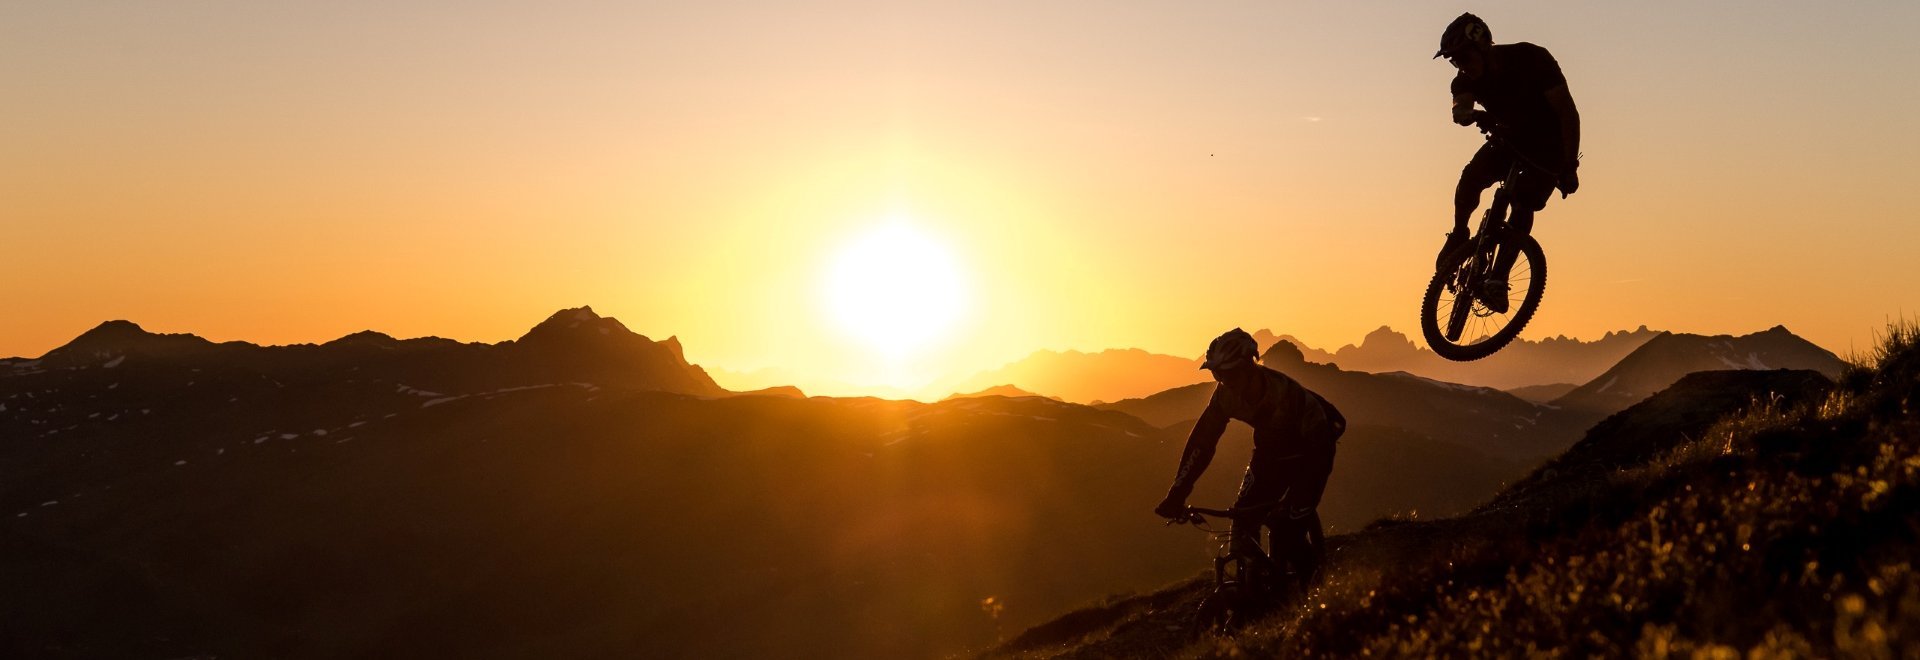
[1302,116,1324,123]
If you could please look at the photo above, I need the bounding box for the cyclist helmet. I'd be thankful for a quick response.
[1433,12,1492,59]
[1200,328,1260,371]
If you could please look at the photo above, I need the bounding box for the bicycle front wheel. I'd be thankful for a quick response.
[1190,591,1231,639]
[1419,234,1547,361]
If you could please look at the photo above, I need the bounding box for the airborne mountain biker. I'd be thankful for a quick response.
[1154,329,1346,590]
[1433,12,1582,311]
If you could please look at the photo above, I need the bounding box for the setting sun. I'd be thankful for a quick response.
[821,221,970,359]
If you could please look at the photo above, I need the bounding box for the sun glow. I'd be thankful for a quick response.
[822,222,970,360]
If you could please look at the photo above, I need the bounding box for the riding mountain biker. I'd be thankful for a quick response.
[1154,329,1346,591]
[1433,12,1582,311]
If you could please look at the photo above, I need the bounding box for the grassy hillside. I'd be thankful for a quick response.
[987,325,1920,658]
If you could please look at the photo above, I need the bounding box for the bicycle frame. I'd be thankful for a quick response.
[1466,113,1559,254]
[1443,127,1537,340]
[1173,504,1286,633]
[1179,507,1269,559]
[1444,184,1511,338]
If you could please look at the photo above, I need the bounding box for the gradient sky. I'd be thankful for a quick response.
[5,2,1918,396]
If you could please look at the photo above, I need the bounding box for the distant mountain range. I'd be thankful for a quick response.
[936,347,1208,405]
[1295,325,1665,391]
[4,306,727,398]
[937,325,1666,404]
[940,384,1058,401]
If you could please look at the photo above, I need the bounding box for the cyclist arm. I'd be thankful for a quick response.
[1158,397,1231,515]
[1451,92,1477,126]
[1546,83,1581,173]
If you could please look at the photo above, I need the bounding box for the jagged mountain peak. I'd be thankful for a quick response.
[1363,325,1410,344]
[1333,325,1421,363]
[518,306,640,344]
[1599,325,1656,339]
[499,307,724,395]
[1262,338,1308,366]
[1250,328,1280,350]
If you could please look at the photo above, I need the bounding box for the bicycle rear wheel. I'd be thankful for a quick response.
[1420,234,1546,361]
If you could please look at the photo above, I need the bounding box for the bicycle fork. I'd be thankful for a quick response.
[1445,184,1514,339]
[1476,184,1513,266]
[1467,185,1522,282]
[1214,536,1280,598]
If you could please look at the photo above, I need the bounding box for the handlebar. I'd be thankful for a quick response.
[1186,506,1241,518]
[1164,503,1280,527]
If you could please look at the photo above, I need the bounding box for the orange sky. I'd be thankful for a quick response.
[5,2,1918,397]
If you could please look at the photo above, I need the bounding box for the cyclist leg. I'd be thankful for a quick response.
[1454,143,1511,232]
[1504,164,1556,236]
[1441,144,1511,270]
[1229,457,1281,555]
[1269,436,1337,588]
[1231,447,1288,591]
[1488,165,1557,287]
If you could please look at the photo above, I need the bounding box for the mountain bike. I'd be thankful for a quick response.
[1419,115,1555,361]
[1167,504,1292,637]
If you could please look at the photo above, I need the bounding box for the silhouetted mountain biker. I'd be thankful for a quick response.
[1433,12,1582,310]
[1154,329,1347,591]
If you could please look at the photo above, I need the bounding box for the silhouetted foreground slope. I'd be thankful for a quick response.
[987,326,1920,658]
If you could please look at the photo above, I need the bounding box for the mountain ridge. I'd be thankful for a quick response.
[8,306,726,397]
[1551,326,1847,415]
